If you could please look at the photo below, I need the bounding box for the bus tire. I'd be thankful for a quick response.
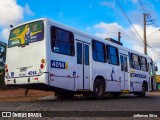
[93,79,105,100]
[138,84,146,97]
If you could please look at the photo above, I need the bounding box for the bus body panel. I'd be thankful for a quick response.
[5,18,155,95]
[129,58,150,92]
[48,21,76,91]
[75,34,91,91]
[106,64,121,92]
[5,19,48,86]
[119,49,130,91]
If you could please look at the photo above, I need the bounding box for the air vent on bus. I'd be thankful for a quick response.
[105,38,123,46]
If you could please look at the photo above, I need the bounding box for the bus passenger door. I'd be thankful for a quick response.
[120,54,129,91]
[76,41,90,90]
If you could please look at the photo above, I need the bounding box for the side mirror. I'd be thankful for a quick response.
[155,66,158,71]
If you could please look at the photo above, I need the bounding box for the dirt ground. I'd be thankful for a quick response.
[0,88,54,102]
[0,88,159,102]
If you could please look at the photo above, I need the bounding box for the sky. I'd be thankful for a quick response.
[0,0,160,74]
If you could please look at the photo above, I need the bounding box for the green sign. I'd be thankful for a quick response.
[158,84,160,90]
[9,20,44,47]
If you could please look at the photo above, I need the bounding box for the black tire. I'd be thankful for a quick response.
[93,79,105,100]
[55,92,74,100]
[138,84,146,97]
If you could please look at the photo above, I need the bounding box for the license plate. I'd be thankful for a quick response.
[20,67,27,72]
[19,72,27,76]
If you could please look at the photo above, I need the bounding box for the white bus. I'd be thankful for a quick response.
[5,18,158,99]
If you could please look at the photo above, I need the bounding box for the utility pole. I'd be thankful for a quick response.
[143,13,147,55]
[118,32,121,43]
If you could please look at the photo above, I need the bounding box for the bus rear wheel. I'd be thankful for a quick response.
[138,84,147,97]
[93,79,105,100]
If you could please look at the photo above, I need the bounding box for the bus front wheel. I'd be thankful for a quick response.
[138,84,147,97]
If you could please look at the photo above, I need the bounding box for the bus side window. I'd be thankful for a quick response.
[140,56,148,71]
[106,45,109,62]
[50,26,74,56]
[92,40,106,63]
[131,53,141,70]
[108,45,119,65]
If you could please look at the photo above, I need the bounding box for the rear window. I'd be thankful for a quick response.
[8,20,44,48]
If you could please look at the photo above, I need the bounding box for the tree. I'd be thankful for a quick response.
[0,41,7,86]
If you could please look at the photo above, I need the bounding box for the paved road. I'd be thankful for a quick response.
[0,92,160,119]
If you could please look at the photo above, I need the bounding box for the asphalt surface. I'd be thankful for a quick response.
[0,92,160,120]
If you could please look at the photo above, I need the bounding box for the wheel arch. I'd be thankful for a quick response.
[143,80,148,91]
[94,75,106,89]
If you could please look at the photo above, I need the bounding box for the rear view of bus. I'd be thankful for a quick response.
[5,19,48,89]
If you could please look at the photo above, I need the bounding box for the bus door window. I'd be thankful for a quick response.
[124,56,128,72]
[120,55,128,72]
[120,55,124,71]
[76,41,90,90]
[120,54,129,90]
[84,44,89,65]
[77,42,82,64]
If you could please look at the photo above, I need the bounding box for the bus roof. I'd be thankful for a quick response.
[10,18,151,59]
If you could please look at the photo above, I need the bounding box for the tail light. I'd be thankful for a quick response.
[5,64,8,68]
[5,64,8,72]
[41,59,45,63]
[40,64,44,69]
[40,59,45,69]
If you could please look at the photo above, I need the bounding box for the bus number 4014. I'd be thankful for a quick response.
[51,60,66,69]
[28,71,37,75]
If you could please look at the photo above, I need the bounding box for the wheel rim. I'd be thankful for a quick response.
[142,87,146,94]
[95,84,103,96]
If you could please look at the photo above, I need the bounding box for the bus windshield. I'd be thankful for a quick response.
[8,20,44,48]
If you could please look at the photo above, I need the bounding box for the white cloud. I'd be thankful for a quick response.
[24,3,34,16]
[0,0,34,43]
[94,22,124,38]
[1,28,10,40]
[0,0,23,27]
[93,22,160,74]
